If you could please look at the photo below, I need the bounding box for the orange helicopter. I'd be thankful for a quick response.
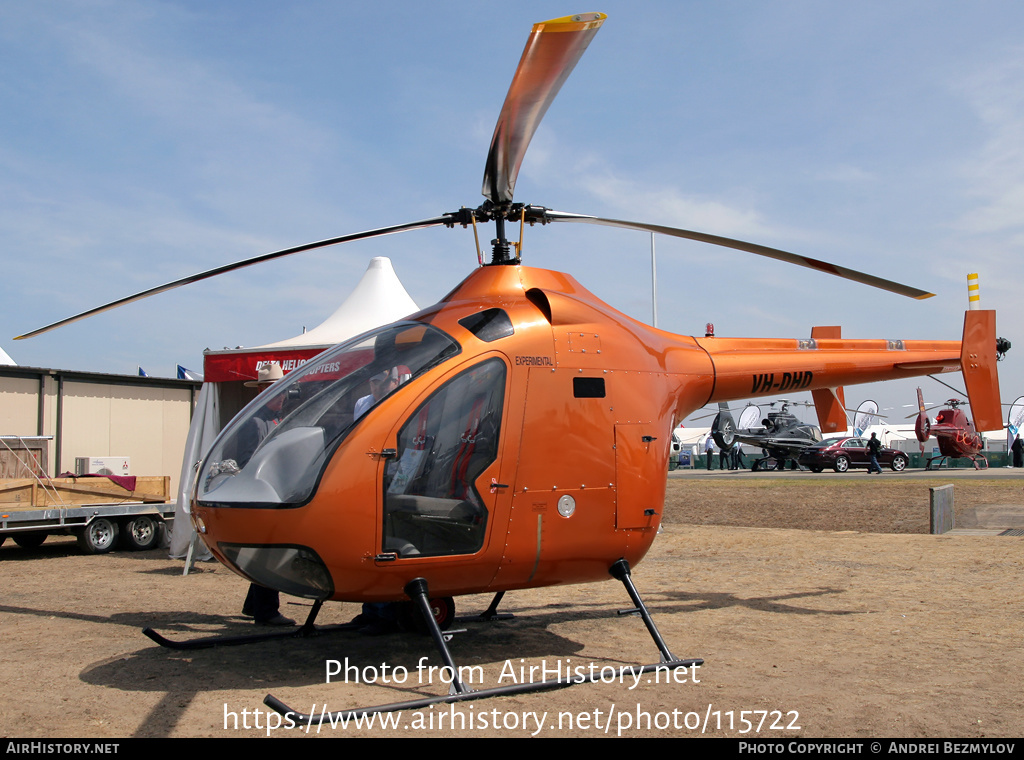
[17,12,1007,719]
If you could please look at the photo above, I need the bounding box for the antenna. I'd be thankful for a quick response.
[651,233,658,327]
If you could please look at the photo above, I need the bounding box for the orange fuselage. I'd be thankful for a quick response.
[192,265,989,603]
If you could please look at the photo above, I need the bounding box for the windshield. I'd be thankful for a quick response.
[197,322,460,508]
[808,438,845,450]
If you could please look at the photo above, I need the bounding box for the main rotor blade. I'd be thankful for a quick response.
[16,216,451,340]
[482,13,606,204]
[544,211,935,300]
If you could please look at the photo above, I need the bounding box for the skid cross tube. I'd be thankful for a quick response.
[265,566,703,723]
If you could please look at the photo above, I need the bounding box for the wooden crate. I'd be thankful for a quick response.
[0,476,170,510]
[0,442,48,479]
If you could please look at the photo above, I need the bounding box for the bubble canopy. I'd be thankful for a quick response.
[196,322,460,509]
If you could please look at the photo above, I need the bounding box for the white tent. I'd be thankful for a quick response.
[170,257,419,559]
[0,345,15,365]
[255,258,418,350]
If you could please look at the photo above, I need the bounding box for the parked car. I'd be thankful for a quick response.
[798,437,909,473]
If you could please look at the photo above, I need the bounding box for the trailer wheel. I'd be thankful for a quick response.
[121,516,160,551]
[77,518,119,554]
[13,531,47,549]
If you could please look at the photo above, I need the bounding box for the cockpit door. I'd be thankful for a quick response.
[376,357,509,561]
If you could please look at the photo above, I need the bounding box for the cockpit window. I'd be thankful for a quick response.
[458,308,514,342]
[197,322,460,508]
[382,358,506,557]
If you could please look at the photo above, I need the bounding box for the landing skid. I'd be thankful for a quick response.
[142,600,359,651]
[264,559,703,723]
[752,456,799,471]
[143,589,502,651]
[925,453,989,470]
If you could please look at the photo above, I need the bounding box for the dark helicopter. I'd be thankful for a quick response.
[711,400,823,470]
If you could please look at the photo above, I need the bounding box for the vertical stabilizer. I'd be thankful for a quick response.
[960,310,1001,431]
[810,326,848,434]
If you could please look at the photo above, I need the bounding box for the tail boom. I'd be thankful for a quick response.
[696,336,963,406]
[695,311,1001,431]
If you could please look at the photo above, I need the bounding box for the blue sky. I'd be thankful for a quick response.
[2,1,1022,425]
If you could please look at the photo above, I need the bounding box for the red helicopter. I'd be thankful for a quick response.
[911,388,988,469]
[16,13,1007,720]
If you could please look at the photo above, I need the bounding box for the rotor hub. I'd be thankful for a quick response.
[443,203,553,265]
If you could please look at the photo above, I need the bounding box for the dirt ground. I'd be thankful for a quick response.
[1,473,1022,738]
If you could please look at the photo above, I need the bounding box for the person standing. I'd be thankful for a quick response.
[865,432,883,474]
[730,441,744,470]
[704,435,715,470]
[1012,434,1023,468]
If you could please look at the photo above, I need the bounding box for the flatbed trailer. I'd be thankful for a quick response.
[0,476,173,553]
